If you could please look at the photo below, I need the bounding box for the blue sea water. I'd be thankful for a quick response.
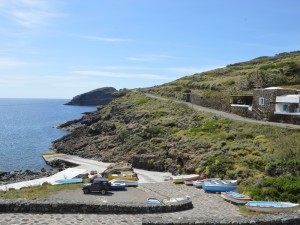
[0,98,95,172]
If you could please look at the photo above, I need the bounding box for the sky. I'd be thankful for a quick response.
[1,0,300,99]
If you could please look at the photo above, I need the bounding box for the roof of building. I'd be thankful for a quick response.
[264,87,283,90]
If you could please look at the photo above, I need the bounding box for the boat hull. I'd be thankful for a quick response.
[203,184,237,193]
[110,179,138,187]
[221,192,251,204]
[147,198,161,204]
[55,178,83,184]
[110,183,126,190]
[107,175,138,181]
[172,174,200,184]
[193,178,220,189]
[245,201,299,213]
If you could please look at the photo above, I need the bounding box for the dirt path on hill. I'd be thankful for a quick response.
[144,93,300,129]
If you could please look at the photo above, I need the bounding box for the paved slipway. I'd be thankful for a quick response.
[144,93,300,129]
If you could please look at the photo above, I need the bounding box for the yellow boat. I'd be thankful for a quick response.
[107,174,138,181]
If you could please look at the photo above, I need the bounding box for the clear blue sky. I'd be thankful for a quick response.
[1,0,300,98]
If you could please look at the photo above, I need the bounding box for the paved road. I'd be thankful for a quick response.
[145,93,300,129]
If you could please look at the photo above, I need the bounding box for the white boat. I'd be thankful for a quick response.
[110,179,138,187]
[192,178,220,188]
[171,174,200,184]
[221,191,251,204]
[184,178,202,185]
[245,201,299,213]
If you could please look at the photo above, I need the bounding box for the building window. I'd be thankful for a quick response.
[259,97,265,105]
[283,104,288,112]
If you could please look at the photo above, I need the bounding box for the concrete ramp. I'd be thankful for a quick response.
[0,168,87,191]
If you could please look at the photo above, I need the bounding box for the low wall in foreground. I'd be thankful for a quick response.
[142,211,300,225]
[0,198,193,214]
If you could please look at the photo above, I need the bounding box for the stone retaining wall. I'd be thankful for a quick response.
[0,198,193,214]
[142,211,300,225]
[230,105,250,117]
[190,94,231,112]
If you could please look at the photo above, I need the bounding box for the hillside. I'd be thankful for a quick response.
[145,51,300,99]
[52,91,300,203]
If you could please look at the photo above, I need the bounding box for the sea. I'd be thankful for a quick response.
[0,98,96,172]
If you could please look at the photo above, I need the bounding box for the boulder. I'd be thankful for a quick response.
[102,162,137,178]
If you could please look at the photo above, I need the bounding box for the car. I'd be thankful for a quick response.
[82,177,111,195]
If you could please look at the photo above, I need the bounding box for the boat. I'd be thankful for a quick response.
[245,201,299,213]
[107,173,138,181]
[110,182,127,190]
[110,179,138,187]
[221,191,251,204]
[202,180,237,193]
[192,178,220,188]
[54,178,83,184]
[184,179,199,185]
[147,198,161,204]
[171,174,200,184]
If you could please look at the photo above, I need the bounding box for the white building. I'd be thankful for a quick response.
[275,94,300,115]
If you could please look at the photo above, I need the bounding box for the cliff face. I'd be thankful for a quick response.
[65,87,117,106]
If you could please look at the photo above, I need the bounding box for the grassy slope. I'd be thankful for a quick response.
[0,183,85,199]
[145,51,300,99]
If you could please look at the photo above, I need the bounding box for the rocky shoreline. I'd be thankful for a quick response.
[0,158,76,185]
[0,169,56,185]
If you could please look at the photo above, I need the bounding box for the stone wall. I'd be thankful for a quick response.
[230,106,249,117]
[142,212,300,225]
[252,88,298,114]
[271,114,300,125]
[0,198,193,214]
[190,94,230,112]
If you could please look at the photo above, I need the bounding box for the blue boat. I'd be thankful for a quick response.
[202,181,237,193]
[110,182,127,190]
[55,178,83,184]
[245,201,299,213]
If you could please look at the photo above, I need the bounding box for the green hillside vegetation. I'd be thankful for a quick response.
[121,93,299,202]
[145,51,300,99]
[54,91,300,203]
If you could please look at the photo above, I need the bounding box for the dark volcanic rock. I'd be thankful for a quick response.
[0,169,56,185]
[65,87,117,106]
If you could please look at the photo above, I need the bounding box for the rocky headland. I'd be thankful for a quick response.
[65,87,117,106]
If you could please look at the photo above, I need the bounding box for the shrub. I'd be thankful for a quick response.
[244,176,300,203]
